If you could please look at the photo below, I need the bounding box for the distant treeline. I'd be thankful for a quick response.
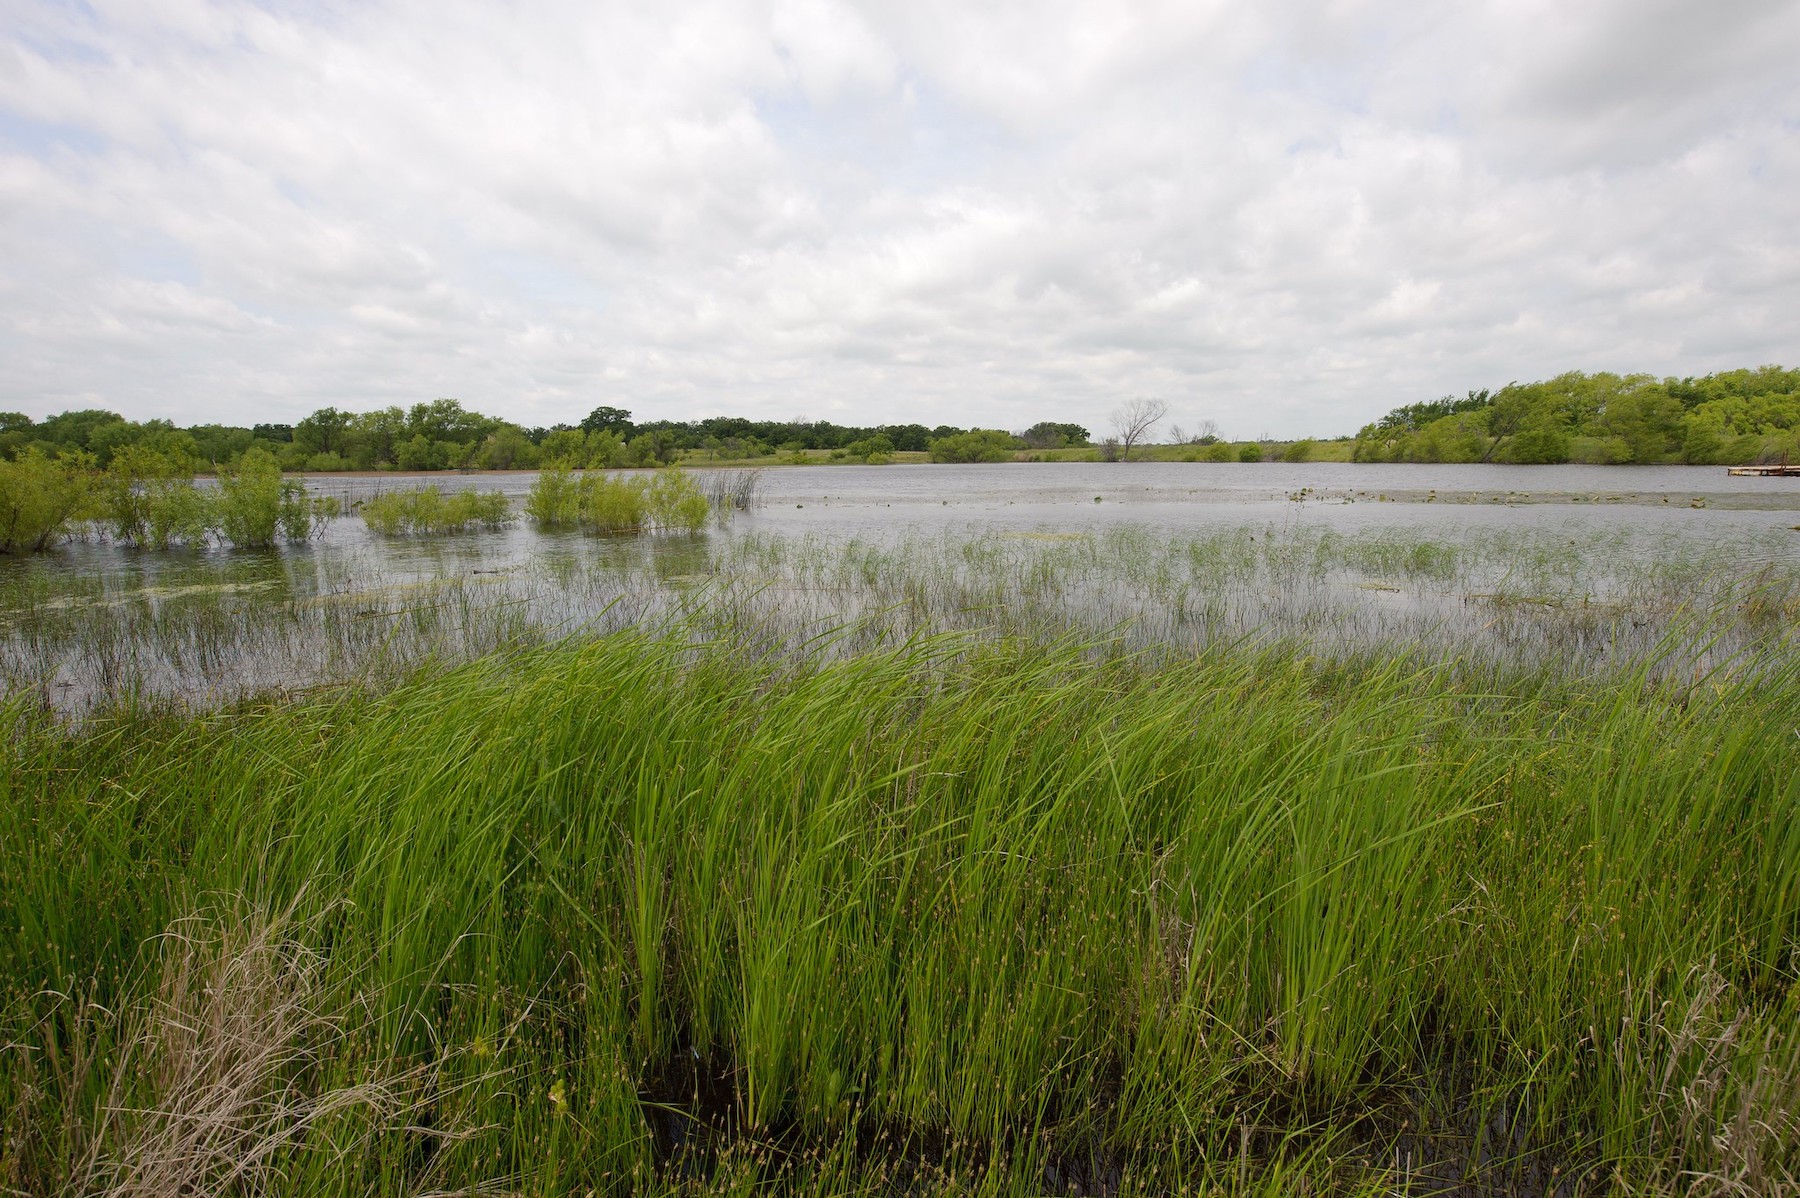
[1353,366,1800,465]
[0,401,1092,472]
[9,364,1795,473]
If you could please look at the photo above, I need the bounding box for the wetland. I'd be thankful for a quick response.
[3,462,1798,1196]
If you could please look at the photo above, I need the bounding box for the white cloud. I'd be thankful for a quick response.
[0,0,1796,436]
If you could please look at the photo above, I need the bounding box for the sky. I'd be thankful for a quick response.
[2,0,1797,438]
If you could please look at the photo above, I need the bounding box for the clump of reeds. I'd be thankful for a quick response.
[360,486,514,536]
[699,467,764,512]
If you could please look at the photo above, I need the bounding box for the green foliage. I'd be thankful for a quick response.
[832,434,894,464]
[212,449,312,548]
[1281,439,1314,463]
[525,462,583,527]
[361,486,515,536]
[644,467,710,532]
[579,404,634,436]
[581,475,647,532]
[4,632,1798,1192]
[625,429,681,467]
[1495,425,1570,464]
[524,467,714,535]
[0,449,93,554]
[1201,442,1236,462]
[1019,421,1091,449]
[928,429,1018,463]
[1355,367,1800,464]
[473,427,542,470]
[537,428,589,466]
[1237,442,1263,462]
[104,447,209,549]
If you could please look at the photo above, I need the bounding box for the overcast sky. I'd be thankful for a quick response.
[3,0,1797,438]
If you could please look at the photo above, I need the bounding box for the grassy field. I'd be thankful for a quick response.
[2,621,1798,1195]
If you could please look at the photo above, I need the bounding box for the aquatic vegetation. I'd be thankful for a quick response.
[3,521,1798,716]
[360,485,514,535]
[0,449,93,554]
[212,449,315,548]
[2,629,1796,1194]
[526,466,711,535]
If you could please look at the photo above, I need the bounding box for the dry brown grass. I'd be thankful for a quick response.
[4,898,498,1198]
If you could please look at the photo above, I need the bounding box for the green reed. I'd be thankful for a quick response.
[360,485,515,536]
[2,625,1796,1195]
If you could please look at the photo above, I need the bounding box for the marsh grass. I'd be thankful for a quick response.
[3,523,1799,716]
[2,627,1796,1194]
[527,466,712,534]
[360,486,514,536]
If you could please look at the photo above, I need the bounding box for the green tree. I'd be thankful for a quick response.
[0,448,93,554]
[212,448,310,547]
[928,429,1017,463]
[1019,421,1090,450]
[580,406,634,437]
[294,407,354,457]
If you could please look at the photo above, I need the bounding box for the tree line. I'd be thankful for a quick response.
[1352,366,1800,465]
[0,400,1094,472]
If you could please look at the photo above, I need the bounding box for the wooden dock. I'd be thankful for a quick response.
[1727,464,1800,476]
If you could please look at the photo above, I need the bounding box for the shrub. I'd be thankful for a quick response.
[645,468,709,533]
[836,434,894,464]
[1238,443,1263,462]
[1568,435,1633,465]
[929,429,1016,463]
[538,429,589,467]
[578,474,648,533]
[526,463,583,527]
[213,449,312,548]
[362,486,514,536]
[1203,442,1236,462]
[105,447,209,549]
[1282,440,1314,463]
[0,449,93,554]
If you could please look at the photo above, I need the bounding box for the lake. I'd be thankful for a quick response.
[6,462,1800,711]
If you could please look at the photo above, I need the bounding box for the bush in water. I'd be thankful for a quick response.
[0,448,94,554]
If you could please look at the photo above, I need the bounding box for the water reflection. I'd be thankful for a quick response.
[4,464,1799,712]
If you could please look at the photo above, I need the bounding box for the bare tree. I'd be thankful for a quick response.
[1167,418,1221,446]
[1109,398,1168,462]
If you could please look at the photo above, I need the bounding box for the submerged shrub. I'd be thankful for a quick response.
[536,467,716,535]
[578,473,648,533]
[361,486,514,536]
[525,462,582,528]
[213,449,312,548]
[0,448,94,554]
[105,446,209,549]
[644,467,709,533]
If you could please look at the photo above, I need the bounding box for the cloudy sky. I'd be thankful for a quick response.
[3,0,1797,437]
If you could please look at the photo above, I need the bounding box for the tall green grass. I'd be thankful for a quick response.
[360,485,514,535]
[3,631,1795,1194]
[527,465,712,534]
